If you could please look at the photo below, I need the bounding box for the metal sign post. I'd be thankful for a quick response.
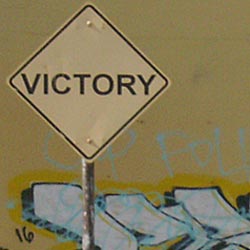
[82,159,95,250]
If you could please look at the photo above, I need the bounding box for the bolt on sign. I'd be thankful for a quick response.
[9,4,170,161]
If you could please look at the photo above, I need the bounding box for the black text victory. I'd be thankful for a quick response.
[21,73,157,96]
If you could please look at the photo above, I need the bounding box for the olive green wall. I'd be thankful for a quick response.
[2,1,250,249]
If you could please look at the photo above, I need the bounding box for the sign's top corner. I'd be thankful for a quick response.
[80,3,101,14]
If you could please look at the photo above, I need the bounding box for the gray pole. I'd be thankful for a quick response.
[82,159,95,250]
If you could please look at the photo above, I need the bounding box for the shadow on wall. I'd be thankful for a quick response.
[21,183,250,250]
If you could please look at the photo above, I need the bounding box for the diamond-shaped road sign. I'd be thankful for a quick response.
[9,5,170,162]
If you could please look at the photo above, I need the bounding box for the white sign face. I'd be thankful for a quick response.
[9,5,170,161]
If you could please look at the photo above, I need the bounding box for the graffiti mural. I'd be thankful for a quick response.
[19,183,250,249]
[3,127,250,250]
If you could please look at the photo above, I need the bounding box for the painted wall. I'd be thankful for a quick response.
[2,1,250,249]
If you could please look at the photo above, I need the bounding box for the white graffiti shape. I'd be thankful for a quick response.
[22,183,250,249]
[174,187,250,249]
[34,183,83,235]
[28,183,138,250]
[224,233,250,249]
[160,204,211,249]
[95,208,137,250]
[104,194,189,246]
